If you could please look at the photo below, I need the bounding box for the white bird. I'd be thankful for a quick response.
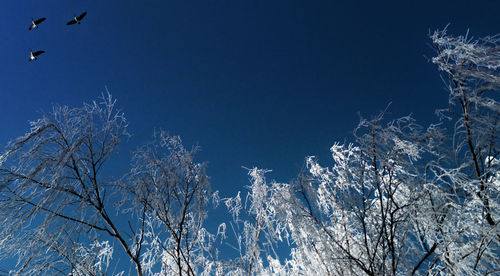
[66,12,87,25]
[29,50,45,61]
[29,17,46,30]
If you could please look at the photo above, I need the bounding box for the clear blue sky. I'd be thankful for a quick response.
[2,0,500,197]
[1,1,499,266]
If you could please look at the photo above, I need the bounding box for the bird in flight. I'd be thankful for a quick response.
[29,50,45,61]
[29,17,46,30]
[66,12,87,25]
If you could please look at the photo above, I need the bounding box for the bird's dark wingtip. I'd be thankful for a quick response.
[77,12,87,21]
[33,50,45,56]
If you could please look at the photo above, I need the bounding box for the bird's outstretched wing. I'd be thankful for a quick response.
[29,17,46,30]
[66,19,77,25]
[35,17,46,25]
[77,12,87,21]
[33,50,45,56]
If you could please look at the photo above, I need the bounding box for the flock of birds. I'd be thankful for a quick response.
[29,11,87,61]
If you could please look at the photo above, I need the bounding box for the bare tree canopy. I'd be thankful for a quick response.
[0,94,217,275]
[219,29,500,275]
[1,29,500,275]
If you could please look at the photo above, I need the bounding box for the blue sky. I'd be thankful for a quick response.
[2,0,500,208]
[1,1,500,268]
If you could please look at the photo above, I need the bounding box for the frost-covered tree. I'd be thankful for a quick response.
[426,28,500,275]
[219,29,500,276]
[221,168,289,276]
[0,94,217,275]
[121,131,221,275]
[223,114,442,275]
[0,93,129,275]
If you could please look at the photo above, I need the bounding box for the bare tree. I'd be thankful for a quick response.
[0,93,131,275]
[227,114,441,276]
[427,27,500,274]
[0,94,219,275]
[218,29,500,275]
[222,168,288,276]
[122,131,219,275]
